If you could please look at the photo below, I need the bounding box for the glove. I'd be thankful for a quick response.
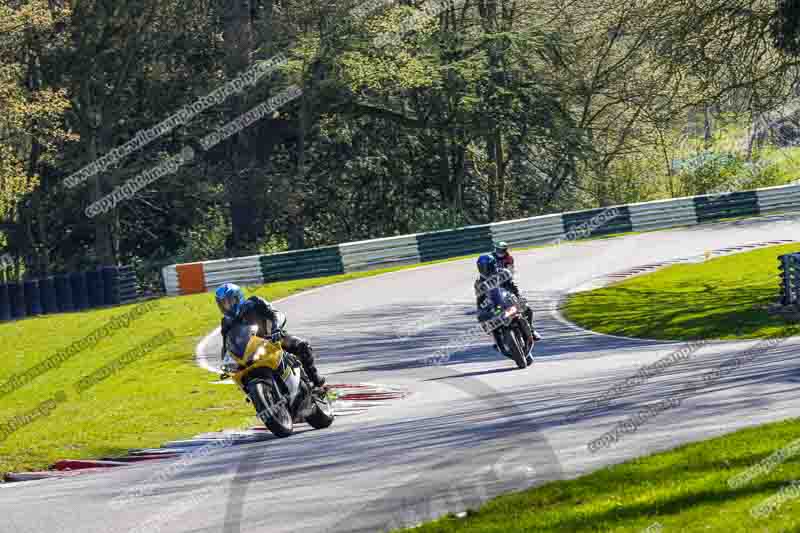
[221,353,239,374]
[267,328,285,342]
[221,316,234,337]
[221,362,239,374]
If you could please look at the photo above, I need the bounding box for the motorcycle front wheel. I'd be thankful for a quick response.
[516,315,535,354]
[250,381,294,437]
[504,327,528,369]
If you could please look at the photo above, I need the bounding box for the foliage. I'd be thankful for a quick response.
[1,0,799,283]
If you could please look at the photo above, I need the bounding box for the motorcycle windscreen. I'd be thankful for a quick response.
[255,341,283,370]
[227,323,259,359]
[487,287,511,307]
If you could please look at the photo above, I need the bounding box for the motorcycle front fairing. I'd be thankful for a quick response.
[478,287,509,322]
[488,287,515,308]
[225,323,290,387]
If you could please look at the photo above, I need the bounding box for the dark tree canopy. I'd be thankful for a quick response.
[772,0,800,55]
[0,0,799,289]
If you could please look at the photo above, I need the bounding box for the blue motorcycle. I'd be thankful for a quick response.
[478,286,535,369]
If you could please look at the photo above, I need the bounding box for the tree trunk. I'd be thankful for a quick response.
[288,92,308,251]
[224,0,257,254]
[494,130,505,220]
[90,132,117,266]
[703,105,713,149]
[487,133,497,221]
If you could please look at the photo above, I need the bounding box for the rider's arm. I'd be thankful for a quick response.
[244,296,281,339]
[505,255,516,274]
[246,296,277,321]
[475,279,487,308]
[219,316,230,359]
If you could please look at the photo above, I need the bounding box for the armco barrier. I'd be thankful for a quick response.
[489,213,565,248]
[694,191,760,223]
[562,206,633,238]
[260,246,344,282]
[755,183,800,215]
[176,262,206,294]
[162,265,180,296]
[416,225,493,263]
[628,197,698,232]
[204,255,262,289]
[162,182,800,296]
[340,234,421,271]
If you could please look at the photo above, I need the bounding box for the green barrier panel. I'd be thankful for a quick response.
[562,206,632,239]
[416,226,494,263]
[694,191,760,223]
[259,246,344,282]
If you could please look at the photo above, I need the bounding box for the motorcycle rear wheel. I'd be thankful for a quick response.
[305,393,335,429]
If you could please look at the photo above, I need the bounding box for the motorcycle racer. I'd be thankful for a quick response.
[491,241,525,301]
[474,254,542,343]
[215,283,327,389]
[492,241,515,272]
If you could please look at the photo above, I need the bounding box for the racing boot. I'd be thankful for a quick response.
[305,362,327,390]
[523,306,543,341]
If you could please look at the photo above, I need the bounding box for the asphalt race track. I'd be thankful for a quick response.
[4,214,800,533]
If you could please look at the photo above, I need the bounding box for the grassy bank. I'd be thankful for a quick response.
[394,417,800,532]
[564,243,800,340]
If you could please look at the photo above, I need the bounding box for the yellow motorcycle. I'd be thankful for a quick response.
[221,317,334,437]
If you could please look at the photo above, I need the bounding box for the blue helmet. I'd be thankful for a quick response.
[477,254,498,279]
[215,283,245,317]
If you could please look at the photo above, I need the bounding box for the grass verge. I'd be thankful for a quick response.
[393,417,800,532]
[563,242,800,340]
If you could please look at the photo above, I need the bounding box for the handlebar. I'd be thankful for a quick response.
[267,329,284,343]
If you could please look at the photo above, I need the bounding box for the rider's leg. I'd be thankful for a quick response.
[282,335,326,388]
[522,304,543,341]
[505,281,542,341]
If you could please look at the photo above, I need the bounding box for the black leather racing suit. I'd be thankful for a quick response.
[221,296,326,388]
